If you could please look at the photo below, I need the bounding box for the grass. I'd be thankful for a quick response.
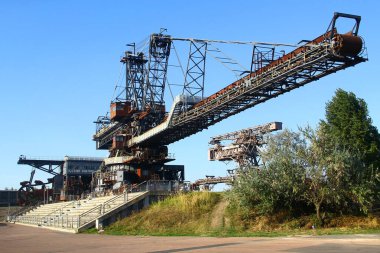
[90,192,380,237]
[102,191,221,236]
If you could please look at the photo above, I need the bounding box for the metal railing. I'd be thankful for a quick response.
[42,214,82,229]
[10,180,180,230]
[64,156,104,161]
[18,155,63,161]
[145,180,180,192]
[44,200,77,218]
[76,204,103,228]
[77,187,148,228]
[7,202,42,222]
[13,215,45,225]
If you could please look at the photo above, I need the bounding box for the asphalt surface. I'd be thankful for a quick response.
[1,223,379,253]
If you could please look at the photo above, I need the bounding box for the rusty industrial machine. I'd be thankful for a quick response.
[17,155,103,204]
[93,13,367,191]
[194,122,282,190]
[208,122,282,168]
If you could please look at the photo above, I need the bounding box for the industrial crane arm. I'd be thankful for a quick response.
[126,30,366,148]
[94,13,366,153]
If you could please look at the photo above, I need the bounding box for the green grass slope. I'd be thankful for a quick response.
[101,192,380,236]
[105,192,222,236]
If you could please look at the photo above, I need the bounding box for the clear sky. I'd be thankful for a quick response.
[1,1,379,189]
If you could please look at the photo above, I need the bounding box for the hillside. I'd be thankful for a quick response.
[104,192,222,236]
[100,192,380,236]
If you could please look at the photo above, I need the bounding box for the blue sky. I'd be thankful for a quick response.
[1,1,379,189]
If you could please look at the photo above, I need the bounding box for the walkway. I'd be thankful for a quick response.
[1,223,379,253]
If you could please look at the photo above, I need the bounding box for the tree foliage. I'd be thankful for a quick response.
[320,89,380,204]
[298,126,372,219]
[230,127,377,222]
[320,88,380,170]
[229,89,380,222]
[229,130,307,217]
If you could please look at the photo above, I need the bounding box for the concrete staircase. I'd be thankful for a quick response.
[8,180,179,233]
[9,191,149,233]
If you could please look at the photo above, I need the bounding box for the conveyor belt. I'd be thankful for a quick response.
[125,31,366,147]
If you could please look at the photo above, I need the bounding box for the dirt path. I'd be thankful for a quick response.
[210,200,228,228]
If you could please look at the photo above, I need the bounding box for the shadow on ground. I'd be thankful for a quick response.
[148,243,241,253]
[284,243,379,253]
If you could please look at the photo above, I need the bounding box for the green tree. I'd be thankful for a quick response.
[320,89,380,205]
[230,126,375,223]
[230,90,380,222]
[320,88,380,170]
[230,130,307,217]
[259,130,307,213]
[299,126,359,220]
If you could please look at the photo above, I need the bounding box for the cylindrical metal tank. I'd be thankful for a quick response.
[332,34,363,57]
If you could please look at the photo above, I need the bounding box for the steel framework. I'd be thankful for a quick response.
[183,41,207,98]
[146,33,172,108]
[125,29,366,148]
[193,176,232,189]
[17,155,63,180]
[208,122,282,167]
[17,155,64,204]
[93,13,367,187]
[120,51,147,110]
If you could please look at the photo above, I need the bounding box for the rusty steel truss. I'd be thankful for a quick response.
[208,122,282,168]
[93,13,367,187]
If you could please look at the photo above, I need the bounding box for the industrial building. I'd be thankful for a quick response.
[0,190,18,206]
[17,155,103,204]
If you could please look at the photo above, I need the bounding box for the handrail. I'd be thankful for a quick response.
[127,181,148,192]
[78,204,102,220]
[44,200,76,217]
[8,206,32,221]
[102,194,122,207]
[10,180,183,230]
[7,202,42,222]
[77,190,148,228]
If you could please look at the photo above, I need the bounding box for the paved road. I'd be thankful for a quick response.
[1,223,379,253]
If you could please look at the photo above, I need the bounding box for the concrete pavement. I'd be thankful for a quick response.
[1,223,379,253]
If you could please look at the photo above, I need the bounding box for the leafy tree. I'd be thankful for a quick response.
[259,130,307,213]
[261,127,356,221]
[299,126,360,220]
[229,89,379,222]
[231,126,377,222]
[320,89,380,205]
[230,130,307,217]
[320,88,380,171]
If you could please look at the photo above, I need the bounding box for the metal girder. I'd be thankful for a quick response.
[210,122,281,143]
[93,13,367,158]
[94,122,122,150]
[194,176,232,186]
[251,45,276,72]
[209,122,282,168]
[120,51,147,110]
[129,32,366,147]
[18,156,64,176]
[17,155,64,191]
[183,41,207,98]
[146,33,171,107]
